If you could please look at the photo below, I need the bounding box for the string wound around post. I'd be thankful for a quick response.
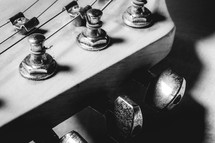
[19,33,57,80]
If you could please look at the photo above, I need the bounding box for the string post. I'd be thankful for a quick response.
[77,9,109,51]
[19,33,57,80]
[122,0,152,28]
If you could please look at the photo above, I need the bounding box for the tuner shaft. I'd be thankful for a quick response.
[19,33,57,80]
[77,9,109,51]
[122,0,152,28]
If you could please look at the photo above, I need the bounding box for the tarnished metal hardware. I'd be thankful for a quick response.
[19,17,39,34]
[77,9,109,51]
[64,0,95,27]
[9,12,39,34]
[0,0,39,29]
[19,33,57,80]
[9,12,27,25]
[146,69,186,110]
[64,0,92,27]
[122,0,152,28]
[106,96,143,141]
[59,130,87,143]
[64,0,79,13]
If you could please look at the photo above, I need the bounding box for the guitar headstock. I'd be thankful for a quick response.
[0,0,178,142]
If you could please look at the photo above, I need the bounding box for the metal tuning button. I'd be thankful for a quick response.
[122,0,152,28]
[145,69,186,111]
[9,12,39,34]
[77,9,110,51]
[19,33,57,80]
[64,0,92,27]
[59,130,87,143]
[106,96,143,142]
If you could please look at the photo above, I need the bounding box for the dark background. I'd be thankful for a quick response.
[141,0,215,143]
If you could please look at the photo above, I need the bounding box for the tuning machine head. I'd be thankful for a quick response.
[145,69,186,111]
[122,0,152,28]
[77,8,110,51]
[60,130,87,143]
[106,96,143,142]
[19,33,57,80]
[9,12,39,34]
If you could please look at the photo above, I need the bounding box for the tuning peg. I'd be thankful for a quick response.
[19,33,57,80]
[59,130,87,143]
[90,95,143,142]
[32,129,87,143]
[106,96,143,142]
[145,68,186,110]
[122,0,152,28]
[77,8,110,51]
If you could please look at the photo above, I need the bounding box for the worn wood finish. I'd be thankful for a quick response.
[0,0,175,141]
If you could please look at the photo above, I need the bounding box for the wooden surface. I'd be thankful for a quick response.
[0,0,175,140]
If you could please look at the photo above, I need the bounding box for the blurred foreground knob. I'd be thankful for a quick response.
[106,96,143,142]
[60,131,87,143]
[19,33,57,80]
[146,69,186,110]
[122,0,152,28]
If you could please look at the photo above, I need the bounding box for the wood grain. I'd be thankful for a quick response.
[0,0,175,141]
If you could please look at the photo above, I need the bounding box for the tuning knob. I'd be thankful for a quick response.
[122,0,152,28]
[60,131,87,143]
[145,69,186,110]
[77,9,110,51]
[106,96,143,142]
[19,33,57,80]
[32,129,87,143]
[91,95,143,142]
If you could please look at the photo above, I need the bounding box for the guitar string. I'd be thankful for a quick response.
[37,0,58,18]
[0,0,114,55]
[0,0,98,45]
[22,0,40,13]
[45,0,113,41]
[0,31,20,45]
[101,0,113,11]
[0,0,59,45]
[0,0,39,29]
[0,10,64,55]
[45,0,114,41]
[0,0,98,54]
[45,0,99,41]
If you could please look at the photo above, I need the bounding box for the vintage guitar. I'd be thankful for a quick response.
[0,0,181,142]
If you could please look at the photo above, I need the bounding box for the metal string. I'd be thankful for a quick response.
[0,0,114,55]
[45,0,98,40]
[0,0,59,45]
[0,0,40,29]
[22,0,40,13]
[37,0,59,18]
